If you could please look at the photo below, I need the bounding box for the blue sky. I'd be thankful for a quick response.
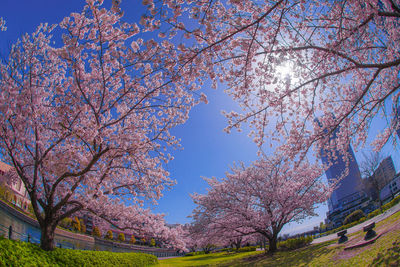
[1,0,400,235]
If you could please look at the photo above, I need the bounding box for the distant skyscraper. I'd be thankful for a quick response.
[316,118,372,227]
[374,156,396,185]
[397,107,400,139]
[321,144,364,213]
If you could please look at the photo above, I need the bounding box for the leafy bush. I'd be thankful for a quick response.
[130,235,136,244]
[343,209,365,225]
[237,246,257,252]
[0,236,158,266]
[27,204,34,214]
[382,195,400,211]
[105,230,113,240]
[118,233,125,242]
[59,217,72,229]
[150,238,155,247]
[72,217,81,232]
[368,209,382,219]
[278,236,313,250]
[80,219,86,233]
[185,251,206,256]
[92,226,101,237]
[321,216,369,237]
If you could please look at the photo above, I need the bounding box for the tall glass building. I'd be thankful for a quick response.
[321,145,364,212]
[320,141,373,228]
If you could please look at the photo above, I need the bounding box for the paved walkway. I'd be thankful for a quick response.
[312,202,400,244]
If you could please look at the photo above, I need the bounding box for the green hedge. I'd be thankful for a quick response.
[187,245,257,256]
[322,217,367,236]
[185,251,205,256]
[343,210,365,225]
[367,209,381,219]
[382,195,400,211]
[237,246,257,252]
[320,195,400,237]
[0,237,158,266]
[278,236,313,250]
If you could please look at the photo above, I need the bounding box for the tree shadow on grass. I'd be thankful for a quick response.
[222,242,336,267]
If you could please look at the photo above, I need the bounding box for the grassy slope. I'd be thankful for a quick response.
[0,237,158,267]
[159,211,400,267]
[156,251,265,267]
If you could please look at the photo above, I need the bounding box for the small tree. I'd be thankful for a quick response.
[319,222,327,232]
[150,238,156,247]
[130,235,136,244]
[80,219,86,234]
[72,217,81,232]
[343,210,365,225]
[118,233,125,242]
[361,151,387,211]
[105,230,113,240]
[92,226,101,238]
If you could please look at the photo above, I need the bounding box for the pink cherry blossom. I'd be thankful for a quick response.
[0,0,201,251]
[191,155,328,254]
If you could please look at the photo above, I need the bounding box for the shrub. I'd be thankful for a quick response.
[185,251,205,256]
[368,209,381,219]
[237,246,257,252]
[343,210,365,225]
[72,217,81,232]
[130,235,136,244]
[0,236,158,266]
[59,217,72,229]
[279,236,313,250]
[27,203,33,214]
[118,233,125,242]
[150,238,156,247]
[382,196,400,211]
[92,226,101,237]
[105,230,113,240]
[80,219,86,233]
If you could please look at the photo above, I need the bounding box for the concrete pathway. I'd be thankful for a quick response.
[312,202,400,244]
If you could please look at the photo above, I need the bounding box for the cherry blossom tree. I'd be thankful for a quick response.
[191,155,328,254]
[143,0,400,163]
[0,17,6,31]
[188,210,259,250]
[0,0,204,251]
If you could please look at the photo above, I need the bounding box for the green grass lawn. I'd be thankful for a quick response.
[156,250,265,267]
[158,211,400,267]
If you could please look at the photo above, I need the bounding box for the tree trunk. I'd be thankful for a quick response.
[235,243,241,250]
[267,236,277,254]
[40,223,57,251]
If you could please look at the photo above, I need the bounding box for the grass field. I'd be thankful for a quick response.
[158,211,400,267]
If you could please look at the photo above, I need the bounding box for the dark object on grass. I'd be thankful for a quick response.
[337,230,348,244]
[363,222,376,240]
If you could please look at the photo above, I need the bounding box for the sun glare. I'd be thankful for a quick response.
[276,61,298,83]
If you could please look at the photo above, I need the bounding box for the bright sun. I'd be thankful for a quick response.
[276,61,297,83]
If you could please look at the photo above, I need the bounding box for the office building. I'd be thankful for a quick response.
[321,140,373,228]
